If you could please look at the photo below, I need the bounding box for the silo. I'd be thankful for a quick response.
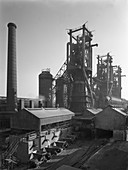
[39,69,53,107]
[6,23,17,111]
[70,80,86,114]
[56,77,65,107]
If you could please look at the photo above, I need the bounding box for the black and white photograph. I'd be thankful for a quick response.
[0,0,128,169]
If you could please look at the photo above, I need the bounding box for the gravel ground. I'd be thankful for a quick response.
[41,139,92,169]
[84,141,128,170]
[3,139,127,170]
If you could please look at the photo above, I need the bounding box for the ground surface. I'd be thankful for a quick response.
[40,140,128,170]
[1,139,128,170]
[84,141,128,170]
[39,139,107,170]
[41,139,92,170]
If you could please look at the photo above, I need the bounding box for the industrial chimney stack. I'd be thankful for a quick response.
[7,23,17,111]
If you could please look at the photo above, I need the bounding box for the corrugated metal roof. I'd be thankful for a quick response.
[73,109,102,121]
[112,107,127,116]
[87,108,102,115]
[24,108,75,119]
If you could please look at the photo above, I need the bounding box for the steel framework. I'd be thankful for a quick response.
[92,53,125,108]
[53,24,98,114]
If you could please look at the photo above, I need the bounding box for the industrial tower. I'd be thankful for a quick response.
[92,53,124,108]
[54,24,98,114]
[7,23,17,111]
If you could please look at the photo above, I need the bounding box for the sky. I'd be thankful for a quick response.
[0,0,128,99]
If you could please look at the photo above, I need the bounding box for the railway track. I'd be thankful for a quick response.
[72,139,108,169]
[45,139,108,170]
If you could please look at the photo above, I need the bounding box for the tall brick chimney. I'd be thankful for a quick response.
[6,23,17,111]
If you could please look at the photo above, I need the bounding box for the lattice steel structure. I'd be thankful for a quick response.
[54,24,98,114]
[92,53,124,108]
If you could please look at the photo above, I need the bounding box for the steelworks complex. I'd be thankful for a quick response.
[0,22,128,170]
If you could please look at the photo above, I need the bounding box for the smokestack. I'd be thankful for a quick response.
[6,22,17,111]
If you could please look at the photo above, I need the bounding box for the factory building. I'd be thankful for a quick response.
[0,23,75,165]
[95,106,128,140]
[72,108,102,138]
[0,96,43,132]
[7,108,74,163]
[1,21,128,168]
[11,108,74,133]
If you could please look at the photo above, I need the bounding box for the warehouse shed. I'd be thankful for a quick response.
[8,108,74,163]
[84,108,102,118]
[11,108,75,132]
[95,106,128,140]
[72,108,102,138]
[73,108,102,124]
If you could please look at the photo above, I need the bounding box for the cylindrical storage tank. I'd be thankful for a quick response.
[6,22,17,111]
[29,100,34,108]
[18,99,24,110]
[56,77,65,107]
[70,81,86,115]
[39,69,53,107]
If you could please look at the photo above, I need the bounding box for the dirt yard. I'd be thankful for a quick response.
[83,141,128,170]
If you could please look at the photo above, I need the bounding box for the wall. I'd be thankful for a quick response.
[95,107,126,130]
[11,109,39,131]
[0,112,14,130]
[36,126,72,150]
[39,129,61,149]
[113,130,125,141]
[40,115,73,127]
[16,140,34,163]
[83,110,94,117]
[60,127,72,138]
